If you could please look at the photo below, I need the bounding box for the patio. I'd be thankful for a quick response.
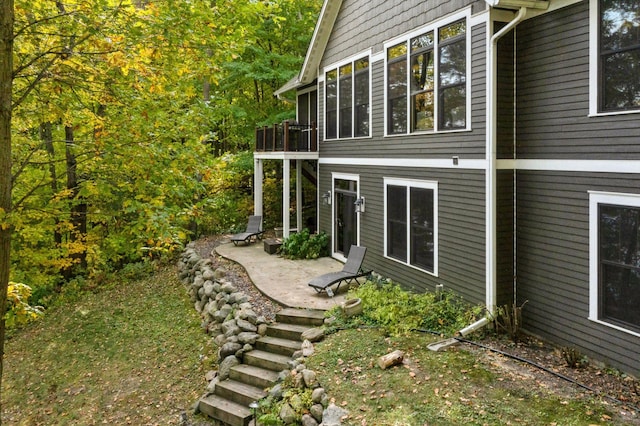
[215,240,350,311]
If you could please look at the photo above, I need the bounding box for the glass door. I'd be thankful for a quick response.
[334,178,358,258]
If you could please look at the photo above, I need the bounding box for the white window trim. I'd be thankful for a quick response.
[384,177,439,276]
[323,50,373,141]
[383,8,472,136]
[331,172,361,262]
[588,0,640,117]
[588,190,640,337]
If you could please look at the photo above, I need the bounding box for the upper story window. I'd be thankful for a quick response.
[325,55,370,140]
[386,14,468,135]
[589,191,640,336]
[592,0,640,114]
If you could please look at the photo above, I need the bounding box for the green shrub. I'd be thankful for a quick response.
[279,229,328,259]
[330,279,484,336]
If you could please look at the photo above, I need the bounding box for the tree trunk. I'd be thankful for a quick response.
[0,1,15,423]
[41,122,62,246]
[63,125,87,279]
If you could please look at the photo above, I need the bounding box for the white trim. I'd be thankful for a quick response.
[383,177,439,277]
[383,8,472,137]
[320,157,487,169]
[331,172,361,262]
[497,159,640,174]
[371,51,385,63]
[322,49,373,74]
[588,0,598,116]
[588,0,640,116]
[588,191,640,338]
[254,152,319,160]
[470,9,490,27]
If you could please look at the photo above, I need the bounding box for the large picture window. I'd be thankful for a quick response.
[386,16,467,134]
[385,179,438,275]
[325,56,370,140]
[599,0,640,112]
[590,192,640,335]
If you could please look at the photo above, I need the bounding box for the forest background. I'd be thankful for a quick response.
[0,0,321,412]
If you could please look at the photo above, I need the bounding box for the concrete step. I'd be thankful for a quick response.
[266,322,312,341]
[230,364,279,389]
[199,394,252,426]
[276,308,325,326]
[244,349,291,372]
[256,336,302,356]
[215,379,268,407]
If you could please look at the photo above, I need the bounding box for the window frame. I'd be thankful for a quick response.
[324,51,372,141]
[384,178,439,276]
[589,0,640,116]
[384,9,471,136]
[589,191,640,337]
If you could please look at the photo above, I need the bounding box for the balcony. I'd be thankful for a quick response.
[255,121,317,153]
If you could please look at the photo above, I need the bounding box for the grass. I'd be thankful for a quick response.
[2,265,217,425]
[305,328,623,426]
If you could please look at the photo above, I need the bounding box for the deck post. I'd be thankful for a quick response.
[254,158,263,217]
[296,160,302,233]
[283,159,290,238]
[283,120,290,152]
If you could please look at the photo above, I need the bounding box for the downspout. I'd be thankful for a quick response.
[429,7,528,352]
[487,6,528,316]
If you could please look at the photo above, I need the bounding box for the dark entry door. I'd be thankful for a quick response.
[334,179,357,257]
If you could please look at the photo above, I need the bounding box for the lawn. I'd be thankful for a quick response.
[305,328,635,426]
[1,265,217,425]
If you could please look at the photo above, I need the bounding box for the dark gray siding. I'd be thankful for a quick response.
[496,169,514,306]
[323,0,486,64]
[516,171,640,374]
[516,1,640,159]
[319,164,486,304]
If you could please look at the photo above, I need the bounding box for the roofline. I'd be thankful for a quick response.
[275,0,343,97]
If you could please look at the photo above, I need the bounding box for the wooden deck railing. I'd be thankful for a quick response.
[255,121,317,153]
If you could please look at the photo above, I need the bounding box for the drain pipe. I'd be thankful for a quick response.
[430,7,528,352]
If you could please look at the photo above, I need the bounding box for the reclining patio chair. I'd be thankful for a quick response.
[231,215,264,246]
[309,245,370,296]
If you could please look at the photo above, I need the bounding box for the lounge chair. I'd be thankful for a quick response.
[231,215,264,246]
[309,245,370,295]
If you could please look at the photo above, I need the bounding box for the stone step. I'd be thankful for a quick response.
[199,394,252,426]
[276,308,325,326]
[230,364,279,389]
[266,322,312,341]
[244,349,291,372]
[256,335,302,356]
[215,379,268,407]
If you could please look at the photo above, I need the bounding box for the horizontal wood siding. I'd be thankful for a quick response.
[323,0,486,64]
[516,2,640,159]
[496,170,514,306]
[317,0,488,160]
[319,164,487,304]
[516,170,640,373]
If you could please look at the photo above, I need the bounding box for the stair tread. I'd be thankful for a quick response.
[231,363,280,380]
[199,394,251,426]
[277,308,325,320]
[258,335,303,348]
[245,349,291,362]
[269,323,313,332]
[217,379,268,399]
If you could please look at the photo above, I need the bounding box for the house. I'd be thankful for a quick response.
[253,0,640,375]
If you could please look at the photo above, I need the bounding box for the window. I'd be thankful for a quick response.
[386,16,467,134]
[590,192,640,335]
[325,56,370,140]
[385,179,438,275]
[599,0,640,112]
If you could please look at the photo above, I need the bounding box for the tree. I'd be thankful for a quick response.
[0,0,14,420]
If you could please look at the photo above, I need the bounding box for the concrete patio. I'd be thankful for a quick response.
[215,240,353,311]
